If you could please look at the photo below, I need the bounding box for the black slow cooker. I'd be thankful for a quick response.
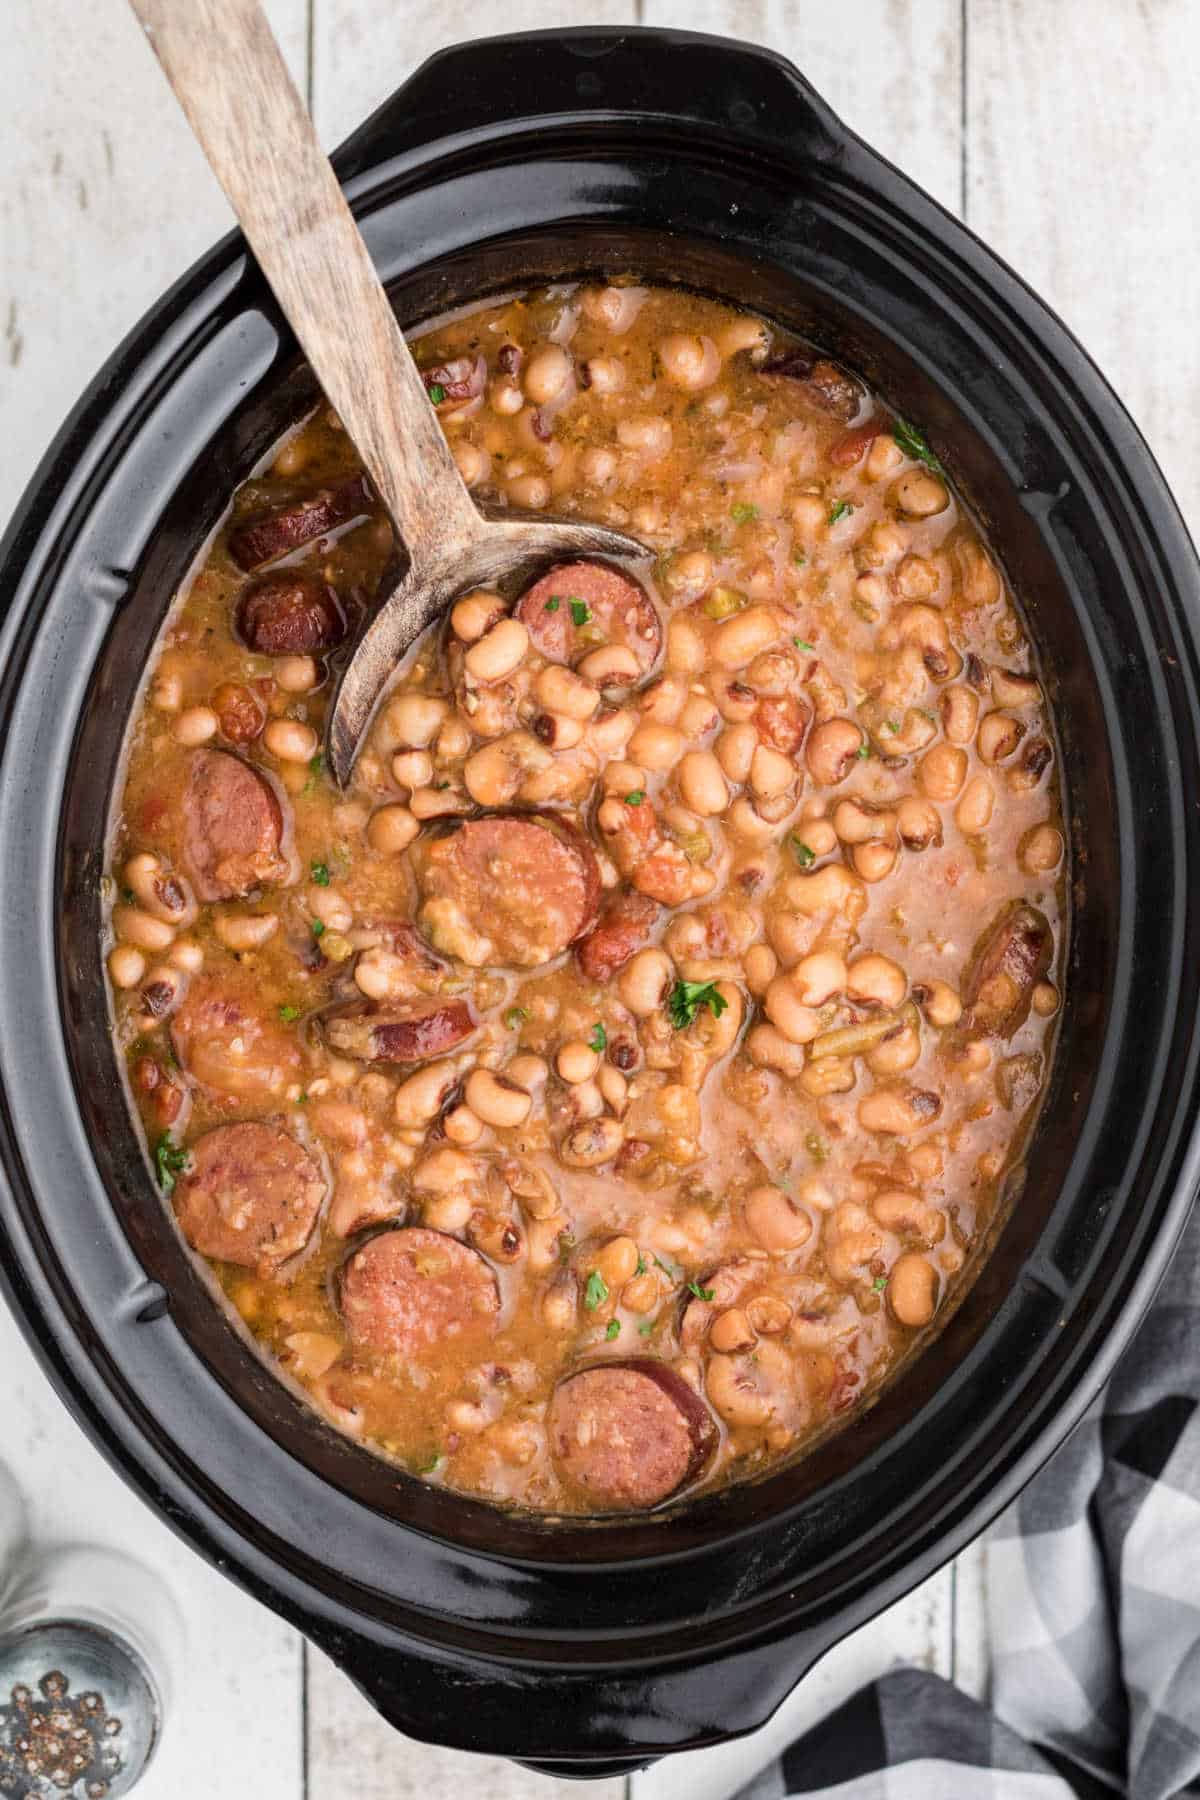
[2,28,1199,1779]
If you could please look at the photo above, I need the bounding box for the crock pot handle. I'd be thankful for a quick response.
[331,28,848,183]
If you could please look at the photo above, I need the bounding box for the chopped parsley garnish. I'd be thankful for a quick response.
[872,1274,889,1293]
[828,499,855,526]
[793,637,814,651]
[310,860,331,886]
[153,1133,189,1197]
[588,1021,608,1054]
[654,1253,682,1283]
[856,741,871,759]
[892,416,944,474]
[638,1321,654,1337]
[544,597,561,612]
[668,978,729,1032]
[416,1450,441,1473]
[635,1254,647,1276]
[792,550,807,567]
[569,599,592,627]
[605,1320,621,1341]
[503,1006,529,1030]
[311,919,326,939]
[584,1270,609,1311]
[279,1004,301,1023]
[427,383,446,406]
[792,837,816,868]
[686,1281,716,1302]
[303,751,324,794]
[624,789,644,806]
[882,720,899,735]
[730,502,759,524]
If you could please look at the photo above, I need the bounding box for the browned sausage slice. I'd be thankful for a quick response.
[322,997,477,1064]
[759,351,862,422]
[416,814,600,969]
[173,1121,325,1273]
[236,570,346,655]
[339,1227,499,1358]
[547,1360,718,1511]
[172,974,303,1099]
[422,354,486,413]
[576,891,660,982]
[228,474,371,571]
[515,562,661,671]
[960,901,1053,1038]
[181,748,292,902]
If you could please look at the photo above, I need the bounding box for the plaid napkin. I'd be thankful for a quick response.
[737,1202,1200,1800]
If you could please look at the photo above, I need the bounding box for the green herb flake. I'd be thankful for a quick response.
[791,837,816,869]
[856,742,871,760]
[278,1004,301,1023]
[416,1450,441,1474]
[635,1254,647,1276]
[668,978,729,1032]
[297,1091,309,1105]
[792,550,807,567]
[730,502,759,525]
[588,1021,608,1054]
[872,1274,889,1293]
[569,599,592,627]
[503,1006,530,1030]
[624,789,644,807]
[310,860,331,887]
[303,751,325,794]
[584,1270,610,1311]
[638,1321,654,1337]
[828,499,855,526]
[153,1133,190,1197]
[882,720,899,735]
[311,919,326,939]
[428,382,447,406]
[793,637,814,651]
[605,1320,621,1341]
[892,416,944,475]
[121,887,136,905]
[686,1281,716,1302]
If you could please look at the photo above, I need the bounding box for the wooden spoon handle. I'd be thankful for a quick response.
[129,0,481,561]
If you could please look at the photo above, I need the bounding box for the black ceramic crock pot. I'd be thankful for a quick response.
[2,27,1200,1779]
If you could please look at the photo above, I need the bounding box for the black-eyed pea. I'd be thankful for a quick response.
[618,948,674,1016]
[665,549,714,600]
[715,723,758,784]
[446,1399,491,1435]
[151,669,183,712]
[865,433,903,481]
[959,544,1001,607]
[763,974,822,1045]
[746,1022,809,1075]
[465,1069,532,1129]
[917,742,967,802]
[908,1142,944,1181]
[976,710,1025,763]
[710,605,780,670]
[870,1190,944,1244]
[542,1273,578,1329]
[173,704,219,747]
[865,1020,921,1077]
[954,773,995,836]
[710,1307,755,1353]
[888,1253,939,1326]
[380,692,447,750]
[798,1057,856,1097]
[557,1040,601,1085]
[535,664,600,721]
[464,617,529,683]
[443,1105,484,1147]
[489,377,523,416]
[825,1214,885,1287]
[656,1084,701,1137]
[667,612,706,674]
[423,1191,474,1233]
[628,720,685,770]
[749,744,794,800]
[858,1085,943,1135]
[394,1062,462,1128]
[913,979,961,1027]
[1019,823,1064,873]
[796,818,837,858]
[743,943,777,998]
[832,797,882,844]
[410,784,471,820]
[990,667,1041,708]
[745,1184,813,1251]
[506,1053,550,1094]
[894,553,941,601]
[263,717,318,763]
[391,750,433,791]
[940,685,979,744]
[792,492,827,537]
[436,717,472,760]
[895,798,940,856]
[677,749,729,816]
[108,944,146,989]
[522,342,573,404]
[583,353,626,395]
[451,589,505,643]
[658,332,720,390]
[1032,980,1060,1017]
[846,952,906,1010]
[621,1272,659,1314]
[560,1116,625,1167]
[806,717,864,786]
[706,1353,773,1426]
[1007,737,1053,793]
[712,674,761,723]
[113,905,176,953]
[891,469,949,517]
[746,1295,792,1336]
[452,440,489,487]
[594,1235,640,1287]
[858,518,909,569]
[579,645,642,687]
[597,1064,628,1114]
[791,949,846,1006]
[617,415,672,457]
[746,649,797,696]
[852,841,898,883]
[470,1211,525,1263]
[213,911,278,953]
[678,692,722,739]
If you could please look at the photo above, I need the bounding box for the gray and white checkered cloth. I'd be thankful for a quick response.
[740,1203,1200,1800]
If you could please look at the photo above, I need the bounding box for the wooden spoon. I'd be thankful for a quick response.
[129,0,645,785]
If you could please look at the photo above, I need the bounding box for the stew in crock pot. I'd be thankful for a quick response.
[106,283,1065,1514]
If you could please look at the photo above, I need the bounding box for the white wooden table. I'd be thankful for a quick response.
[2,3,1197,1795]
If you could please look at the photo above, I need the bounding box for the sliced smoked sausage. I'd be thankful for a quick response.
[758,352,862,422]
[236,570,346,656]
[181,748,292,902]
[172,973,303,1100]
[547,1359,718,1510]
[323,997,477,1064]
[515,561,661,672]
[576,891,660,982]
[416,814,600,968]
[339,1226,499,1358]
[173,1121,325,1272]
[960,901,1052,1038]
[228,474,371,571]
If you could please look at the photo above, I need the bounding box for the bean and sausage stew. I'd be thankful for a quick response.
[107,283,1065,1515]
